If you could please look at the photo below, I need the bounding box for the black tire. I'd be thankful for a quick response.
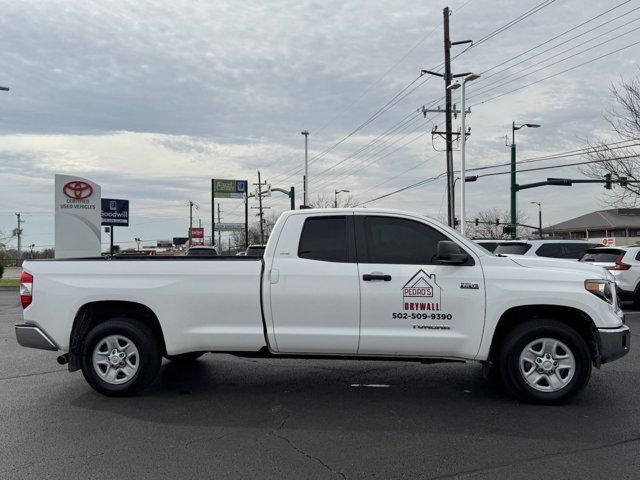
[80,318,162,397]
[498,319,592,405]
[165,352,206,363]
[633,289,640,309]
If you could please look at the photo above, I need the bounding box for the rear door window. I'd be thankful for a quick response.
[494,243,532,255]
[298,216,349,262]
[562,243,597,259]
[535,243,564,258]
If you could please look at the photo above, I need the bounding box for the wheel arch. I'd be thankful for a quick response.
[68,300,166,371]
[488,305,600,368]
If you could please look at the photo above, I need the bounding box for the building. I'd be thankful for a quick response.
[543,208,640,246]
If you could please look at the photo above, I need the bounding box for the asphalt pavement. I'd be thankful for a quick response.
[1,289,638,480]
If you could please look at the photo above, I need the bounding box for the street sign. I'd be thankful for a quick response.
[214,223,245,231]
[213,179,247,199]
[190,227,205,246]
[101,198,129,226]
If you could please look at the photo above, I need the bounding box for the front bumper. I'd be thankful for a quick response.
[15,324,58,351]
[598,325,630,364]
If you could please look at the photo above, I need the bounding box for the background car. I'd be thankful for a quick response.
[245,244,266,256]
[493,239,601,260]
[186,246,219,256]
[474,240,506,253]
[580,246,640,306]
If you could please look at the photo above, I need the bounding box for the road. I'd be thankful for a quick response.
[1,289,638,480]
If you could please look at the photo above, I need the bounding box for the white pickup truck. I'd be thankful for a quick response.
[16,208,630,404]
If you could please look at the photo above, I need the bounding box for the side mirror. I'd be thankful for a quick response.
[436,240,469,265]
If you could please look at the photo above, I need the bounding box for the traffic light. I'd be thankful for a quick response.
[503,225,513,236]
[495,218,500,226]
[454,217,460,227]
[475,218,479,226]
[620,176,628,187]
[604,173,612,190]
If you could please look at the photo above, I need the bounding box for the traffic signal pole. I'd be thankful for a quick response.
[510,132,517,239]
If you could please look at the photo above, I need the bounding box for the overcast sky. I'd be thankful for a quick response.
[0,0,639,250]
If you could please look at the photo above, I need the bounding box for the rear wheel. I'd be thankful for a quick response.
[165,352,206,363]
[80,318,161,397]
[632,288,640,309]
[498,319,592,404]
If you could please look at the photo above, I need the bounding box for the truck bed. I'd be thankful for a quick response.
[21,257,267,354]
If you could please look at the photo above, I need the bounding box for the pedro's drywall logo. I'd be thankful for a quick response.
[402,270,441,311]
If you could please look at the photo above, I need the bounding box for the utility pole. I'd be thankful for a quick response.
[15,213,22,264]
[443,7,454,228]
[256,171,265,244]
[301,131,309,206]
[188,201,194,247]
[217,203,222,249]
[531,201,542,238]
[421,8,472,228]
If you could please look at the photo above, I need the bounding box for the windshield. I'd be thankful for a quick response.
[580,249,623,263]
[474,241,500,253]
[494,243,532,255]
[246,246,266,256]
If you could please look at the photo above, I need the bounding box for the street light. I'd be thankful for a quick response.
[134,237,141,252]
[509,121,541,238]
[301,131,309,206]
[448,73,480,236]
[334,189,350,208]
[530,202,542,238]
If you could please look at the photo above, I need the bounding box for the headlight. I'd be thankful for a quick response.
[585,279,614,304]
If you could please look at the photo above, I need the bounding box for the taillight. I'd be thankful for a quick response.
[606,254,631,271]
[20,271,33,309]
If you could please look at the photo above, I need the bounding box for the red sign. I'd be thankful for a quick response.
[189,227,205,246]
[63,181,94,200]
[602,237,615,246]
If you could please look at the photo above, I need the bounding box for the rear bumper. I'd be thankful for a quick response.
[598,325,630,364]
[15,324,58,351]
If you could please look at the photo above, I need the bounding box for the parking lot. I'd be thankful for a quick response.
[1,289,638,480]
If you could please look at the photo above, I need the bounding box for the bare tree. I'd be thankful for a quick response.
[581,74,640,206]
[308,193,359,208]
[466,208,530,239]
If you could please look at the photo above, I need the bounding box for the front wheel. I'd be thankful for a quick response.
[80,318,162,397]
[498,319,592,404]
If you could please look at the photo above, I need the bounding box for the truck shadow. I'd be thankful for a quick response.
[68,354,628,443]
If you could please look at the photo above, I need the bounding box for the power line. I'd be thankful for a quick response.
[468,23,640,101]
[358,145,640,206]
[478,0,632,77]
[470,38,640,106]
[474,2,639,90]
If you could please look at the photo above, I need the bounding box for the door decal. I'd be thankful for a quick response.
[402,269,441,311]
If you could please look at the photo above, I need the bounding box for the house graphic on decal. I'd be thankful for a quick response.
[401,270,442,312]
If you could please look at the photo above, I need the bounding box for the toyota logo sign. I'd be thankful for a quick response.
[63,181,94,200]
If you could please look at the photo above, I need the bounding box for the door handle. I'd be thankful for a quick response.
[363,273,392,281]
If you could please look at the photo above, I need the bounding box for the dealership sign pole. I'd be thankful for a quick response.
[54,174,102,258]
[211,179,248,249]
[101,198,129,255]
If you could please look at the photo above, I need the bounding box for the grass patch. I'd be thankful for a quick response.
[0,278,19,287]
